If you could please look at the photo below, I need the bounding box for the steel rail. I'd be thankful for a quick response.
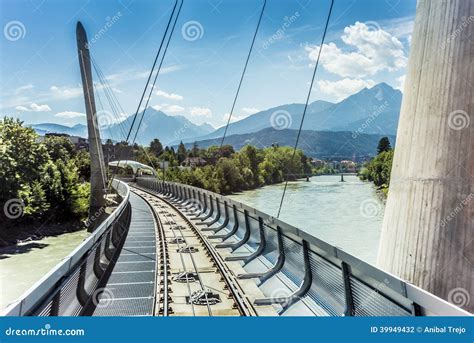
[132,188,214,316]
[136,192,170,316]
[132,184,256,316]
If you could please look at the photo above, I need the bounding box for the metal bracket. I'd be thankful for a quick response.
[76,263,90,307]
[226,216,266,265]
[342,261,355,316]
[195,195,214,222]
[202,201,229,232]
[93,244,105,278]
[104,231,115,261]
[220,209,251,251]
[238,226,285,282]
[254,240,313,313]
[211,205,239,241]
[201,198,221,226]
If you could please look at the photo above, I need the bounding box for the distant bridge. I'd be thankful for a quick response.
[3,178,468,317]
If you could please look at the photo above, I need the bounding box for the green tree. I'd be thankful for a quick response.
[149,138,163,158]
[177,142,187,163]
[377,137,392,154]
[0,117,90,225]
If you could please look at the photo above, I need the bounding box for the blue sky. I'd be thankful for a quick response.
[1,0,416,129]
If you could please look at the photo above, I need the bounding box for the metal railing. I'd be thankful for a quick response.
[2,180,131,316]
[136,177,470,317]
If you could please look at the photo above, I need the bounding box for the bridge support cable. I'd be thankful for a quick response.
[131,0,184,147]
[276,0,334,219]
[91,57,161,176]
[107,0,181,183]
[91,57,164,197]
[218,0,266,150]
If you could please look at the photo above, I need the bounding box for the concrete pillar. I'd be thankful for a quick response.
[76,22,107,231]
[377,0,473,313]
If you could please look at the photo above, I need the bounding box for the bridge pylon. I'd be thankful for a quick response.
[76,21,107,231]
[377,0,473,313]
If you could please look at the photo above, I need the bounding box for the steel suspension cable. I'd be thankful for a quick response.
[276,0,334,218]
[107,0,180,183]
[93,59,162,180]
[218,0,266,150]
[131,0,183,146]
[125,0,179,143]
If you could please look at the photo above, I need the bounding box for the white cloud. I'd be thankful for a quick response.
[166,105,185,113]
[105,65,182,83]
[55,111,86,118]
[242,107,260,115]
[15,84,34,94]
[50,85,83,99]
[152,104,184,114]
[380,16,414,40]
[307,21,407,78]
[156,89,184,101]
[189,107,212,117]
[161,65,182,74]
[15,103,51,112]
[317,78,376,101]
[230,114,249,122]
[396,75,406,92]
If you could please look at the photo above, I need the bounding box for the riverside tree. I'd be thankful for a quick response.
[0,117,90,226]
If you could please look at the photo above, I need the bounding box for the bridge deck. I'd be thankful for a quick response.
[93,192,157,316]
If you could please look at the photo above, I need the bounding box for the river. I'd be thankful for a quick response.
[228,174,385,264]
[0,230,89,311]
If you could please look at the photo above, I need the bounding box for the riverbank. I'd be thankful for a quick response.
[0,229,89,311]
[0,220,85,248]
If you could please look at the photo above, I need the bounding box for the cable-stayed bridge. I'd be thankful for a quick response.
[3,0,472,317]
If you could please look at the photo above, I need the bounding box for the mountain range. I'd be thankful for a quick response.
[170,82,401,145]
[179,127,396,161]
[28,82,401,152]
[104,110,215,144]
[30,123,88,137]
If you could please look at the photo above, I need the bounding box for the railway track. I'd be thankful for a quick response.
[132,186,257,316]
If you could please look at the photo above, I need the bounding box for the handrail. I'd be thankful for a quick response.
[2,179,131,316]
[136,177,471,317]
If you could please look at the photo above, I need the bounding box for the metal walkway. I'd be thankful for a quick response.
[93,192,157,316]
